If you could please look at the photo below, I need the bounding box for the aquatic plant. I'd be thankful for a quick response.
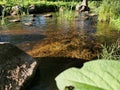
[100,39,120,60]
[57,0,77,21]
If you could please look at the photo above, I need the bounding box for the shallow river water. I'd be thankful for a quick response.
[0,11,120,90]
[0,12,119,49]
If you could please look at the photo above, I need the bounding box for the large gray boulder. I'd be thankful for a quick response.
[0,42,37,90]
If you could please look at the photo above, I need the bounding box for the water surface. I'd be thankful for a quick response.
[0,12,119,50]
[0,11,120,90]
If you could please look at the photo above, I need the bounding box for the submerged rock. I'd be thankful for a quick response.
[0,42,37,90]
[23,22,33,26]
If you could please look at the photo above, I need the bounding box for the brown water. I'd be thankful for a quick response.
[0,11,120,90]
[0,12,119,50]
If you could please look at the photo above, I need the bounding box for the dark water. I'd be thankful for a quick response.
[25,57,87,90]
[0,12,120,90]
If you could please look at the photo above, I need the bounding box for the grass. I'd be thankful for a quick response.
[23,29,101,60]
[97,0,120,30]
[88,1,101,12]
[1,6,5,25]
[0,0,77,26]
[0,0,120,30]
[100,39,120,60]
[0,1,78,15]
[110,18,120,30]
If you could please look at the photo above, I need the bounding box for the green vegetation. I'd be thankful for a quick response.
[1,5,5,25]
[0,0,119,31]
[101,39,120,60]
[0,0,119,89]
[97,0,120,30]
[55,60,120,90]
[0,1,77,14]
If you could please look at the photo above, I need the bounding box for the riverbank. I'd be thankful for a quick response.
[0,1,77,16]
[0,0,120,30]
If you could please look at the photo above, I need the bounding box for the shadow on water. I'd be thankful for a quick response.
[24,57,88,90]
[0,34,46,44]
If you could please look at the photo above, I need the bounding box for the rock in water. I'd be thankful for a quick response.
[0,42,37,90]
[44,13,53,17]
[9,19,21,22]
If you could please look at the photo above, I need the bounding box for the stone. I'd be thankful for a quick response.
[44,13,53,17]
[0,42,37,90]
[76,0,90,12]
[10,5,22,16]
[9,19,21,23]
[75,4,81,11]
[24,22,33,26]
[29,4,36,14]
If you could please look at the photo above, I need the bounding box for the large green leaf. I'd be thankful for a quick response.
[55,60,120,90]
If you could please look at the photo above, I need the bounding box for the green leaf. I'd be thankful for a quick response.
[55,60,120,90]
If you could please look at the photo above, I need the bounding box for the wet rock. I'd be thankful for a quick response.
[9,19,21,22]
[29,14,36,17]
[29,4,35,14]
[0,42,37,90]
[44,13,53,17]
[79,5,90,12]
[75,0,90,12]
[29,15,36,21]
[75,4,81,11]
[10,5,22,16]
[24,22,33,26]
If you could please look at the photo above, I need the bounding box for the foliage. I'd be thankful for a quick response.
[101,39,120,60]
[0,0,120,30]
[0,1,77,15]
[88,1,101,11]
[1,5,5,25]
[32,1,77,12]
[110,18,120,30]
[55,60,120,90]
[58,9,76,22]
[97,0,120,30]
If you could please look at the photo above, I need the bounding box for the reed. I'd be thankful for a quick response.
[1,5,6,25]
[110,18,120,30]
[97,0,120,30]
[0,0,77,12]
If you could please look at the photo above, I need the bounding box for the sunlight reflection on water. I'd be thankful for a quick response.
[0,12,119,50]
